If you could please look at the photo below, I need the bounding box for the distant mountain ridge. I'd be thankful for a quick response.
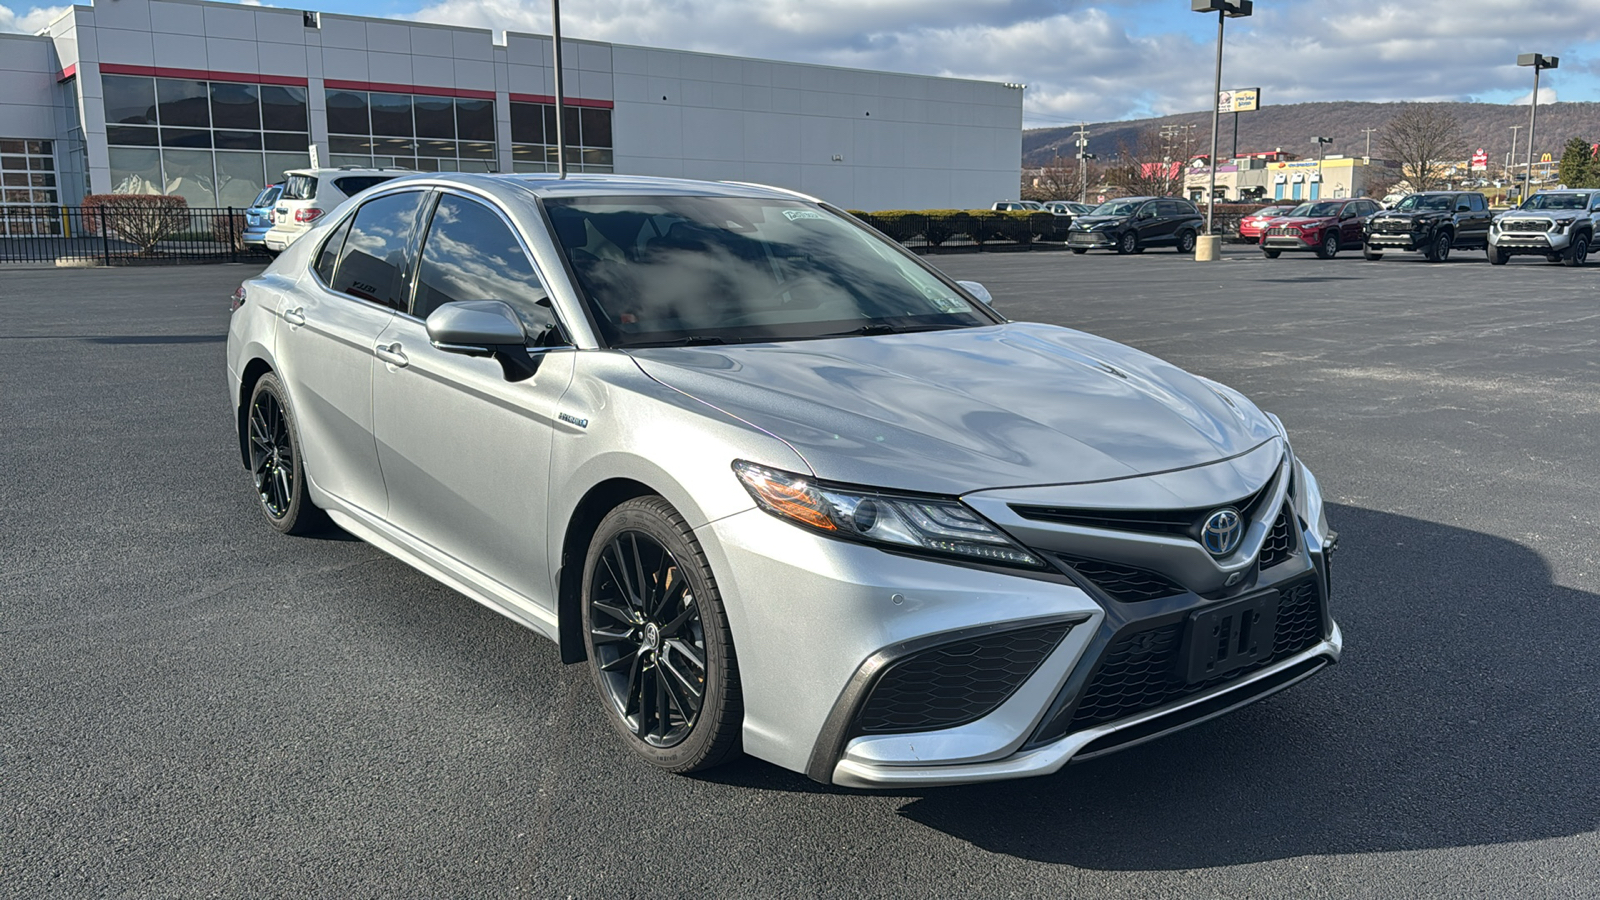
[1024,101,1600,168]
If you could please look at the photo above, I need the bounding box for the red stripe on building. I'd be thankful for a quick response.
[99,63,308,87]
[58,63,78,82]
[509,93,614,109]
[323,79,495,100]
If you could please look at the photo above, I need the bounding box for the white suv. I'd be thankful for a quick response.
[263,167,409,252]
[1488,189,1600,267]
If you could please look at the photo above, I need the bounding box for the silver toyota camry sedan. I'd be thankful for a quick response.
[225,173,1341,787]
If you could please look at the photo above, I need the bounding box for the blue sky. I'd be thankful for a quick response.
[6,0,1599,127]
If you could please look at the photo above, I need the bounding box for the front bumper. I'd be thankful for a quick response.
[1262,234,1317,251]
[1366,232,1425,250]
[1491,231,1566,254]
[703,449,1341,788]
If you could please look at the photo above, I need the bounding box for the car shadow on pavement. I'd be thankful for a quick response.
[717,504,1600,866]
[887,503,1600,867]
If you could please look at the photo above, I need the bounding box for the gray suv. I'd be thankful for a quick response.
[1488,189,1598,266]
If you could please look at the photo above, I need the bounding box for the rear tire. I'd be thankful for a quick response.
[1362,244,1384,261]
[1488,246,1509,265]
[1564,233,1590,267]
[245,373,328,535]
[582,496,743,774]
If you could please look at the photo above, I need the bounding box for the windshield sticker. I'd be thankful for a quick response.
[782,209,826,221]
[928,295,971,313]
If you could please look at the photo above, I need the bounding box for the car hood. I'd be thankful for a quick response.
[1072,215,1130,228]
[1272,216,1335,228]
[630,322,1279,495]
[1498,210,1582,221]
[1374,209,1447,220]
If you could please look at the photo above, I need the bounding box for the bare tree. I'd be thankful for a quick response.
[1379,105,1464,193]
[1103,129,1184,197]
[1022,155,1081,201]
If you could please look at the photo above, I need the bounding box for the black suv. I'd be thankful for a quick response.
[1363,191,1492,262]
[1067,197,1205,254]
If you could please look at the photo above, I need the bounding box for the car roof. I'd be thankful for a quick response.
[348,172,822,204]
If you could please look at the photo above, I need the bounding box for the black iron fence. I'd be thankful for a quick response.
[0,206,272,265]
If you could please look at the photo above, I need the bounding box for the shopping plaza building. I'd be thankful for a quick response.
[0,0,1022,219]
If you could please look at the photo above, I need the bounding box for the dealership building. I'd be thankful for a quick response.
[0,0,1022,222]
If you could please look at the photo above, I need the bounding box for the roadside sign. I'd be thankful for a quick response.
[1218,88,1261,114]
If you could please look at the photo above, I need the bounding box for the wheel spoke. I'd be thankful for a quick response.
[589,624,634,646]
[648,551,673,619]
[623,651,644,724]
[606,540,641,611]
[598,647,637,672]
[660,663,697,722]
[637,663,658,738]
[654,664,669,738]
[660,652,704,709]
[664,637,705,675]
[627,534,649,614]
[591,599,634,626]
[660,587,695,635]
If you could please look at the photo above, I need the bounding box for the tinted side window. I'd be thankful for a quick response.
[314,215,353,284]
[1469,194,1486,211]
[331,191,425,310]
[282,174,316,200]
[332,175,397,197]
[414,194,564,345]
[1138,202,1156,218]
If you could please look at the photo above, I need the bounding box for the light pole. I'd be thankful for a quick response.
[1192,0,1253,260]
[1517,53,1558,202]
[1074,123,1092,203]
[1508,124,1522,191]
[1312,136,1332,198]
[551,0,567,178]
[1360,127,1378,160]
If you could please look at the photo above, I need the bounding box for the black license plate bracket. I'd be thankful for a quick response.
[1183,591,1278,683]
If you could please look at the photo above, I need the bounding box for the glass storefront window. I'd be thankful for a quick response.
[215,150,267,207]
[414,96,455,138]
[103,76,157,125]
[161,148,217,206]
[156,79,210,128]
[326,90,498,172]
[210,82,262,130]
[108,146,163,195]
[456,98,494,141]
[509,101,612,173]
[261,86,309,132]
[369,93,414,136]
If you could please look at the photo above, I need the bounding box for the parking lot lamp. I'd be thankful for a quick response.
[1313,136,1332,195]
[1192,0,1253,260]
[1517,53,1558,202]
[552,0,567,178]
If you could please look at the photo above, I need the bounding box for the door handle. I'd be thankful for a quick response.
[283,307,306,326]
[374,342,409,368]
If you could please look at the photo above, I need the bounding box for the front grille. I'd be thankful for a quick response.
[1266,226,1299,236]
[1372,218,1414,234]
[1012,478,1274,541]
[855,623,1072,734]
[1056,554,1186,602]
[1499,218,1550,232]
[1062,578,1323,733]
[1258,506,1296,569]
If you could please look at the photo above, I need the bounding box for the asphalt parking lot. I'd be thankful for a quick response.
[3,244,1598,899]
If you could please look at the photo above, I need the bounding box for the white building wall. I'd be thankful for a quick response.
[0,34,60,140]
[18,0,1021,210]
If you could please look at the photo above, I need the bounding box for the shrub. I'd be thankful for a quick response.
[211,211,249,249]
[82,194,190,255]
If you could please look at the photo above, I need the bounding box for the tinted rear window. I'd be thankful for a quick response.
[281,175,316,200]
[332,175,397,197]
[330,191,426,311]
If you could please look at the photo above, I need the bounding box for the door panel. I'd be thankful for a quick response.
[371,321,574,606]
[277,277,393,514]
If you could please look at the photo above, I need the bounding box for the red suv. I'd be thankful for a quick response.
[1237,205,1294,243]
[1261,198,1381,259]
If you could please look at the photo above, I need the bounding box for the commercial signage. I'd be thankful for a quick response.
[1470,148,1488,171]
[1218,88,1261,114]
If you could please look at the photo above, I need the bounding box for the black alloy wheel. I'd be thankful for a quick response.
[583,497,742,772]
[1316,230,1340,260]
[1426,231,1452,262]
[1564,233,1590,267]
[1116,231,1138,254]
[1175,230,1197,253]
[245,374,324,534]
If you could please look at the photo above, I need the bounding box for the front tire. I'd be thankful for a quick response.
[1116,231,1138,255]
[1425,230,1452,262]
[582,496,743,774]
[1316,231,1340,260]
[1262,248,1281,259]
[1363,244,1384,261]
[246,373,326,535]
[1564,233,1590,267]
[1071,248,1088,254]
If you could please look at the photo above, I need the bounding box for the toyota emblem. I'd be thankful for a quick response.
[1202,508,1244,557]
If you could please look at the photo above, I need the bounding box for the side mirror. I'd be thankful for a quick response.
[426,300,542,382]
[956,280,993,305]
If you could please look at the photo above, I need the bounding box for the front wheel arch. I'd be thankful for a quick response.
[557,478,659,663]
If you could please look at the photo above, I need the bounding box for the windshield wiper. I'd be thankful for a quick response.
[631,335,729,347]
[818,323,901,337]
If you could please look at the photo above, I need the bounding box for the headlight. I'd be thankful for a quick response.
[1550,220,1569,233]
[732,461,1045,568]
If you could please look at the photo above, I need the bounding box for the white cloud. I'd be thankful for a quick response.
[1514,86,1559,105]
[0,2,68,33]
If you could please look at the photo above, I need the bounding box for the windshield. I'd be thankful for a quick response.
[1521,193,1591,210]
[1090,200,1141,217]
[1393,194,1454,211]
[252,185,282,208]
[1251,206,1292,217]
[545,196,998,348]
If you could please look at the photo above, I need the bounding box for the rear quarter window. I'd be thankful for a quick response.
[332,175,398,197]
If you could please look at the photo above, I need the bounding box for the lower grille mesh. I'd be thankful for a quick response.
[1259,507,1297,569]
[1056,554,1186,602]
[1063,579,1323,733]
[856,623,1072,734]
